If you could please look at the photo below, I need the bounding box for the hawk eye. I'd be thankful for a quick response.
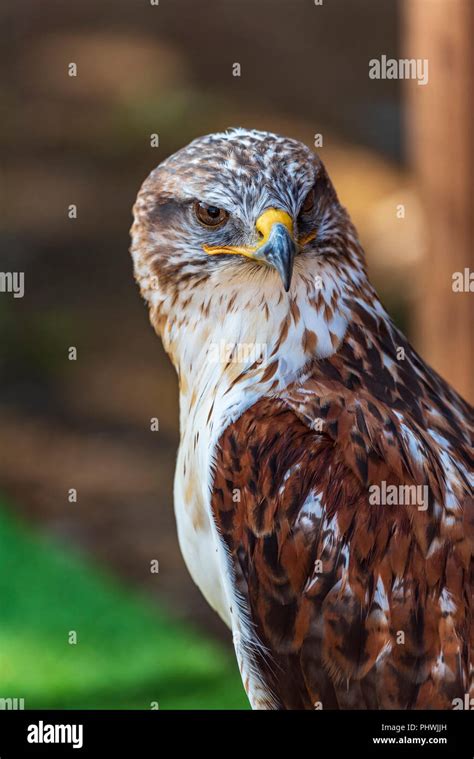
[300,189,315,214]
[194,201,229,228]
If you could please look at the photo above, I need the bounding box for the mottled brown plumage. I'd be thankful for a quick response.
[212,319,472,709]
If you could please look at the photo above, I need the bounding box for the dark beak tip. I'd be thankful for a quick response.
[263,223,296,293]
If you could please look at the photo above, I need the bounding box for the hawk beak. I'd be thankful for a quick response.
[253,209,296,292]
[203,208,296,292]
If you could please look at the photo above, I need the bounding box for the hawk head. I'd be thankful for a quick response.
[131,129,369,371]
[132,129,366,293]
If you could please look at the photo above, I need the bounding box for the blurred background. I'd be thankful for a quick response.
[0,0,472,709]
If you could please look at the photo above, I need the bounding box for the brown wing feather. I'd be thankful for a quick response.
[211,329,473,710]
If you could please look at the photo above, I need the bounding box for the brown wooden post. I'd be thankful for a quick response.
[403,0,474,403]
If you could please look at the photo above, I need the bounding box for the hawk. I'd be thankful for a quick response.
[130,129,473,710]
